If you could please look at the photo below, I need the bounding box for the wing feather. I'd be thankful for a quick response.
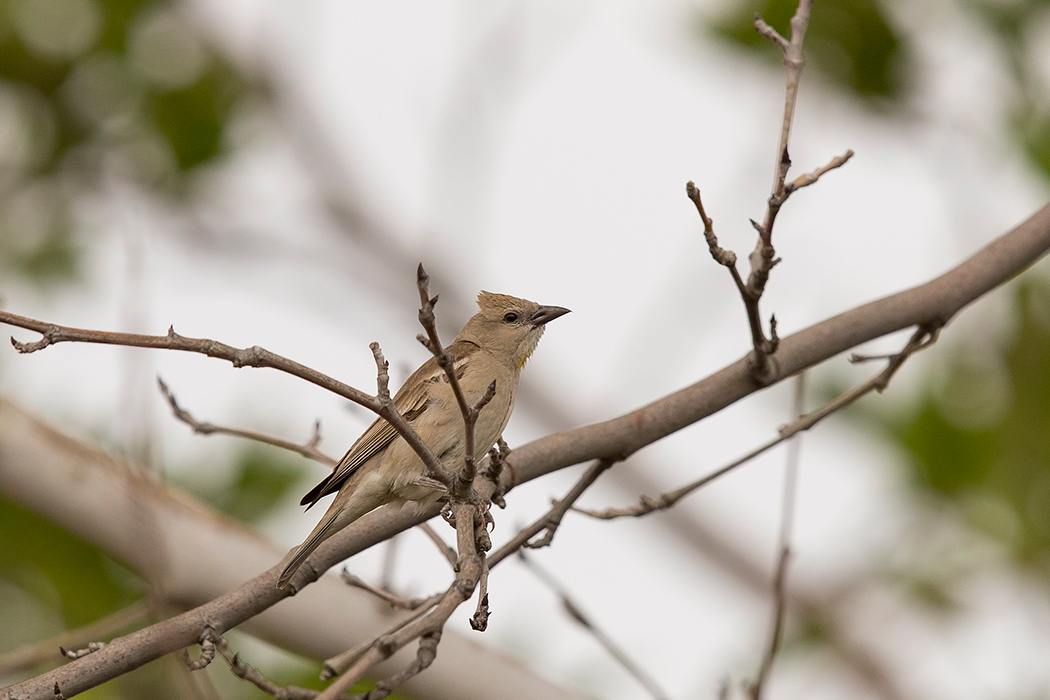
[299,346,475,509]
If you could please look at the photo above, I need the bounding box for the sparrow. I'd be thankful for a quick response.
[277,291,569,589]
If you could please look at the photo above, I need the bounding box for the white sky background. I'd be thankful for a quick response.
[3,0,1050,699]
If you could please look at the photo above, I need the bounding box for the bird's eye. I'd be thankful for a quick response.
[503,312,519,323]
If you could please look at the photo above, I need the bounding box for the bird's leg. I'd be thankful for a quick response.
[483,437,512,508]
[475,499,495,533]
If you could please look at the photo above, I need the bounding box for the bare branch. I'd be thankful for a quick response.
[577,326,936,520]
[686,182,779,367]
[340,569,430,610]
[786,150,855,193]
[470,554,490,632]
[489,460,613,565]
[686,181,740,271]
[317,501,483,700]
[415,264,493,494]
[211,633,322,700]
[0,311,446,488]
[753,15,788,48]
[749,373,806,700]
[518,551,670,700]
[356,630,441,700]
[737,0,821,383]
[321,596,443,680]
[157,378,337,466]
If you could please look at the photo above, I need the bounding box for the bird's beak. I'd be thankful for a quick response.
[530,305,571,326]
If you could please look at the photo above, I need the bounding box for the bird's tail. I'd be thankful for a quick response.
[277,516,336,590]
[276,490,382,590]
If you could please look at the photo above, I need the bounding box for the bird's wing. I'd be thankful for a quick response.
[299,353,446,509]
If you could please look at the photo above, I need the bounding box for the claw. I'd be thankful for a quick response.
[440,502,456,527]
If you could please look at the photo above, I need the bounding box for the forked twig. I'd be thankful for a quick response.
[340,569,429,610]
[577,326,938,520]
[321,460,615,693]
[489,460,613,565]
[688,0,855,386]
[415,264,496,496]
[157,378,336,466]
[0,310,446,488]
[316,501,483,700]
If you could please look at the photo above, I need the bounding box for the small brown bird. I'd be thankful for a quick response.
[277,292,569,590]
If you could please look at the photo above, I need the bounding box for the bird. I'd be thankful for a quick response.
[277,291,570,590]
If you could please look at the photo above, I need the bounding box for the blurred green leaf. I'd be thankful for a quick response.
[708,0,908,101]
[0,496,144,629]
[0,0,256,284]
[149,62,244,170]
[1015,110,1050,181]
[178,448,304,526]
[883,281,1050,567]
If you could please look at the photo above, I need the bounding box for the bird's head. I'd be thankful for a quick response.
[457,292,570,370]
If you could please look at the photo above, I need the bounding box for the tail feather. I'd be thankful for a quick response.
[277,515,336,590]
[277,487,385,590]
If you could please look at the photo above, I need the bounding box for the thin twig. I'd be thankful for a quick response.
[340,569,429,610]
[489,460,613,566]
[413,265,495,641]
[517,551,670,700]
[576,326,937,520]
[686,181,771,365]
[786,150,854,193]
[749,373,806,700]
[316,501,483,700]
[0,310,446,487]
[686,0,825,386]
[753,15,788,48]
[157,378,336,466]
[470,554,490,631]
[356,630,442,700]
[368,341,453,490]
[211,632,322,699]
[0,603,147,676]
[415,264,496,496]
[321,595,443,680]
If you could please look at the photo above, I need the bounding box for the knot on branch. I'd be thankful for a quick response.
[470,593,490,632]
[375,635,398,658]
[748,349,780,388]
[60,641,107,660]
[11,328,55,353]
[181,626,219,671]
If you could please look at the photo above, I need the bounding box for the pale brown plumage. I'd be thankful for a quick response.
[277,292,569,590]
